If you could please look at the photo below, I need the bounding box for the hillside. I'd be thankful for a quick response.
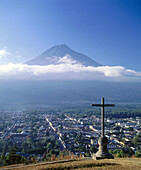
[1,158,141,170]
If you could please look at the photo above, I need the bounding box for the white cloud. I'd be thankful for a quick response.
[0,48,11,59]
[0,53,140,81]
[17,55,21,58]
[57,54,80,64]
[0,62,140,81]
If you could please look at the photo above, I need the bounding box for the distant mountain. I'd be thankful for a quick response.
[26,44,102,66]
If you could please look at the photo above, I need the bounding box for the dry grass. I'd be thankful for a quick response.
[1,158,141,170]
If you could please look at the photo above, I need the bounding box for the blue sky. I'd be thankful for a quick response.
[0,0,141,72]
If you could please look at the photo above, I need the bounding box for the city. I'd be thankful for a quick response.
[0,106,140,164]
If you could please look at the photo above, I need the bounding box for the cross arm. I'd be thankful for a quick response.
[92,104,115,107]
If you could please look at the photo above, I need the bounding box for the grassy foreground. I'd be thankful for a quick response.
[0,158,141,170]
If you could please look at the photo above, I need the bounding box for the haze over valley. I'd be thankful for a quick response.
[0,44,141,106]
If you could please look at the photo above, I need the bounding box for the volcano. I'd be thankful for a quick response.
[26,44,102,66]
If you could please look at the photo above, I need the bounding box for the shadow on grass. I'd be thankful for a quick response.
[42,162,120,170]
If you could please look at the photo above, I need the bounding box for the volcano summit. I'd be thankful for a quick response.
[26,44,102,66]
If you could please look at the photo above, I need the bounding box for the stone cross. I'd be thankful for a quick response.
[92,97,115,159]
[92,97,115,137]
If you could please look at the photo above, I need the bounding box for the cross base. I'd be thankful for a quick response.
[92,136,114,160]
[93,152,114,160]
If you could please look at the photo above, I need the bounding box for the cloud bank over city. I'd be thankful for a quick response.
[0,60,141,81]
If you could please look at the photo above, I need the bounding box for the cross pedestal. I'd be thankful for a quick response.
[92,97,115,160]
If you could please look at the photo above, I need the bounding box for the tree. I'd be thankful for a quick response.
[85,153,90,157]
[127,127,134,131]
[109,149,112,154]
[0,153,5,161]
[132,134,141,145]
[5,145,27,165]
[90,146,97,153]
[0,153,6,166]
[113,149,119,154]
[116,153,121,158]
[120,150,125,158]
[135,151,140,157]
